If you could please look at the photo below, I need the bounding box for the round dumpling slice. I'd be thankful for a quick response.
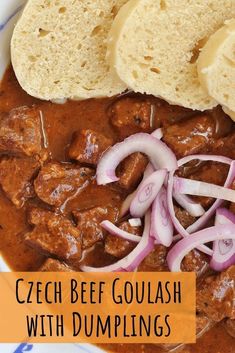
[198,19,235,114]
[107,0,235,110]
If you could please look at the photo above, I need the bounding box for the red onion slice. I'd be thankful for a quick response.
[178,155,233,167]
[174,177,235,203]
[130,169,167,218]
[120,164,154,217]
[81,212,154,272]
[118,128,162,217]
[150,186,174,247]
[173,192,205,217]
[168,157,235,255]
[96,133,177,185]
[167,170,213,255]
[129,218,142,227]
[120,191,135,217]
[152,128,163,140]
[167,224,235,272]
[101,221,142,243]
[211,208,235,271]
[187,160,235,234]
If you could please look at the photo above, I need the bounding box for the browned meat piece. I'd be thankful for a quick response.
[140,245,168,271]
[34,162,94,207]
[212,131,235,160]
[39,258,73,272]
[224,319,235,338]
[28,207,53,226]
[189,162,229,208]
[209,106,233,139]
[0,106,48,161]
[73,206,119,249]
[117,153,148,190]
[68,129,113,166]
[230,202,235,215]
[175,206,196,229]
[163,114,216,158]
[197,266,235,322]
[155,100,197,128]
[182,249,209,277]
[108,97,153,139]
[0,157,40,208]
[105,221,142,258]
[196,314,214,339]
[25,208,82,266]
[162,313,214,352]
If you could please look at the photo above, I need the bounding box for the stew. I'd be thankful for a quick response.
[0,66,234,353]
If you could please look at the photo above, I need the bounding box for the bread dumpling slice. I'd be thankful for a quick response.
[107,0,235,111]
[11,0,128,101]
[198,19,235,114]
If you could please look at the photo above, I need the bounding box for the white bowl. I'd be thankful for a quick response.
[0,2,106,353]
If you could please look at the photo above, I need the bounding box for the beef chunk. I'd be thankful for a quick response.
[141,245,168,271]
[230,202,235,215]
[68,129,113,166]
[28,207,53,226]
[0,156,40,207]
[163,114,216,158]
[25,208,82,266]
[39,258,73,272]
[182,249,209,277]
[189,162,229,208]
[108,97,153,139]
[175,206,196,229]
[73,206,119,249]
[0,106,47,161]
[197,266,235,322]
[155,100,197,128]
[34,162,94,207]
[105,222,142,258]
[209,106,233,138]
[196,314,214,339]
[212,131,235,160]
[224,319,235,338]
[117,153,148,190]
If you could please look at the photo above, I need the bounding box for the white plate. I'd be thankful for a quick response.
[0,1,106,352]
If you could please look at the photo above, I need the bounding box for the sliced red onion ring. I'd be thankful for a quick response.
[211,208,235,271]
[81,212,154,272]
[178,155,232,167]
[130,169,167,218]
[173,192,205,217]
[167,170,213,255]
[119,129,161,217]
[120,164,154,217]
[167,156,235,255]
[96,133,177,185]
[129,218,142,227]
[120,192,136,217]
[150,186,174,247]
[215,207,235,224]
[187,160,235,234]
[174,177,235,203]
[101,221,141,242]
[152,128,163,140]
[167,224,235,272]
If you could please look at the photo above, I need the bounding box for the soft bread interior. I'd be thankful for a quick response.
[11,0,128,100]
[198,19,235,113]
[107,0,235,111]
